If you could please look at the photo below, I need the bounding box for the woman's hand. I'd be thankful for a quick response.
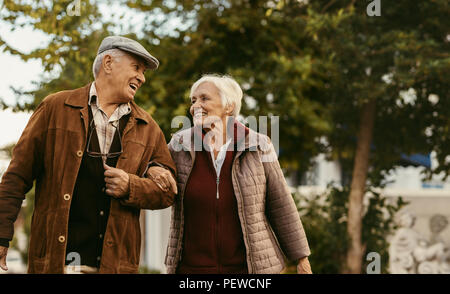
[297,257,312,274]
[146,166,178,194]
[0,246,8,271]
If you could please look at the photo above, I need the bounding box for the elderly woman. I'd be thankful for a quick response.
[148,74,311,274]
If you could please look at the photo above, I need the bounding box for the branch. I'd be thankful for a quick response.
[322,0,337,13]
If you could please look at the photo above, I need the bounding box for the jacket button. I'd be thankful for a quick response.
[99,210,104,216]
[76,150,83,157]
[58,235,65,243]
[63,194,71,201]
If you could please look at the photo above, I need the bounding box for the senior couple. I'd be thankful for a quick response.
[0,36,311,274]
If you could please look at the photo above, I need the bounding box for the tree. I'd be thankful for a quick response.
[303,0,450,272]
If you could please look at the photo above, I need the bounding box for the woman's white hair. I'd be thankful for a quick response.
[190,74,243,117]
[92,48,125,79]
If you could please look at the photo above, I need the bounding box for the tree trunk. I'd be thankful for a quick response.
[344,99,376,274]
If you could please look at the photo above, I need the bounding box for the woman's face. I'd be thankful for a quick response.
[190,82,227,127]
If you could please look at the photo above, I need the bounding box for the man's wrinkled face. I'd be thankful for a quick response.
[109,53,147,103]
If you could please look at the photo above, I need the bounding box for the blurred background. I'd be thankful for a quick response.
[0,0,449,274]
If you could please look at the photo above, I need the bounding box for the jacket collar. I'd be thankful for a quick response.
[64,83,91,108]
[64,82,149,124]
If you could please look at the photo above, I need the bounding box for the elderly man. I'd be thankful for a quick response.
[0,36,177,274]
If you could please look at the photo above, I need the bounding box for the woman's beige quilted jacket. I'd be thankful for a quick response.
[164,124,310,274]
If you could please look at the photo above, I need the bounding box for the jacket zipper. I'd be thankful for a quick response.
[212,157,220,272]
[216,176,220,273]
[216,177,220,199]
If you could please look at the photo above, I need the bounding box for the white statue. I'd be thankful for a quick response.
[389,212,450,274]
[389,213,420,274]
[429,214,449,246]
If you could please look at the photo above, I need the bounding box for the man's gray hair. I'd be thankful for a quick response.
[190,74,243,117]
[92,48,125,79]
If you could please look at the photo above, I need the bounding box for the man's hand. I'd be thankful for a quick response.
[103,162,130,198]
[0,246,8,271]
[146,166,177,194]
[297,257,312,274]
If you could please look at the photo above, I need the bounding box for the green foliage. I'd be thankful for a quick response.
[294,186,408,274]
[307,0,450,182]
[0,143,15,159]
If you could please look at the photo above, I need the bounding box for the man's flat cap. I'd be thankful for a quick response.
[97,36,159,70]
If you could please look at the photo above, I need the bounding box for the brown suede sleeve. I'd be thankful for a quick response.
[0,101,48,240]
[120,128,176,210]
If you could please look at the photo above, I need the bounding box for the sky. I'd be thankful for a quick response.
[0,25,47,149]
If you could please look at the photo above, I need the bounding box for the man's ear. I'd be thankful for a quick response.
[102,54,114,74]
